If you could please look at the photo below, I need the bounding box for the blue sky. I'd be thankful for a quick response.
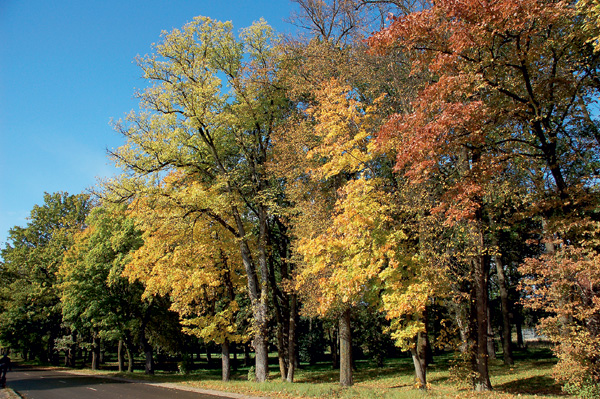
[0,0,296,247]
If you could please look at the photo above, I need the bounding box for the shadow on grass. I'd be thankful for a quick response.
[496,375,566,396]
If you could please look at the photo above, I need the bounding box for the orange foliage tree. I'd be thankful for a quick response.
[369,0,600,391]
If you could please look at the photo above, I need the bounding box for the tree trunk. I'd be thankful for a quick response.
[411,319,428,389]
[232,344,238,371]
[127,347,134,372]
[91,335,101,371]
[118,340,125,372]
[339,308,353,387]
[234,206,269,382]
[206,346,212,366]
[453,302,470,353]
[330,326,339,369]
[276,313,288,381]
[487,305,496,360]
[122,334,134,372]
[253,334,269,382]
[254,206,271,382]
[244,343,252,367]
[144,346,154,374]
[515,311,524,349]
[139,327,154,374]
[494,249,514,365]
[222,341,231,382]
[65,331,77,368]
[286,294,297,382]
[472,252,492,391]
[47,333,57,365]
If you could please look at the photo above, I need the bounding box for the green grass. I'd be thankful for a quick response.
[18,348,573,399]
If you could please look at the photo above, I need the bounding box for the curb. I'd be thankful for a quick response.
[57,370,269,399]
[3,388,21,399]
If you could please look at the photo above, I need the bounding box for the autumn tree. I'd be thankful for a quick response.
[0,192,91,363]
[275,79,428,388]
[520,237,600,396]
[369,0,600,390]
[125,172,248,381]
[102,17,291,382]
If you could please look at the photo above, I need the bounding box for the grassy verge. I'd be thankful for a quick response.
[17,348,572,399]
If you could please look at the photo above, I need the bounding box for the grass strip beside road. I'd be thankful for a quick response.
[14,348,573,399]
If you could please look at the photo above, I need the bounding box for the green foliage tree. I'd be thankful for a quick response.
[59,204,157,372]
[0,192,91,362]
[102,16,290,382]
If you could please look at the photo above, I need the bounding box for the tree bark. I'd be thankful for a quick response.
[487,305,496,360]
[472,251,492,391]
[276,309,289,380]
[91,335,101,371]
[234,206,269,382]
[222,341,231,382]
[139,326,154,374]
[286,293,297,382]
[515,311,524,349]
[411,319,428,389]
[494,250,513,365]
[339,308,353,387]
[118,340,125,372]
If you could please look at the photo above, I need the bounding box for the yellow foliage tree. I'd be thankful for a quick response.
[285,79,431,388]
[126,172,247,381]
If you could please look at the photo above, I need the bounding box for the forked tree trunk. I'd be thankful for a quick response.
[222,341,231,381]
[339,308,352,387]
[411,322,428,389]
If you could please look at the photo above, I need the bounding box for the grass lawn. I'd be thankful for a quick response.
[60,347,570,399]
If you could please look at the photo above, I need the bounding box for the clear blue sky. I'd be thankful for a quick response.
[0,0,296,247]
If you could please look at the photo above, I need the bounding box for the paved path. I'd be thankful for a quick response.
[6,367,267,399]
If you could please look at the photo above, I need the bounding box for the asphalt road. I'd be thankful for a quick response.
[7,367,236,399]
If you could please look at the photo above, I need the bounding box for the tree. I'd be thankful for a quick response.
[0,192,91,363]
[282,79,431,387]
[59,204,156,373]
[369,0,600,390]
[125,172,248,381]
[520,240,600,396]
[102,16,290,382]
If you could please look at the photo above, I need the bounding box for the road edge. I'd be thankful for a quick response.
[2,388,21,399]
[59,370,269,399]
